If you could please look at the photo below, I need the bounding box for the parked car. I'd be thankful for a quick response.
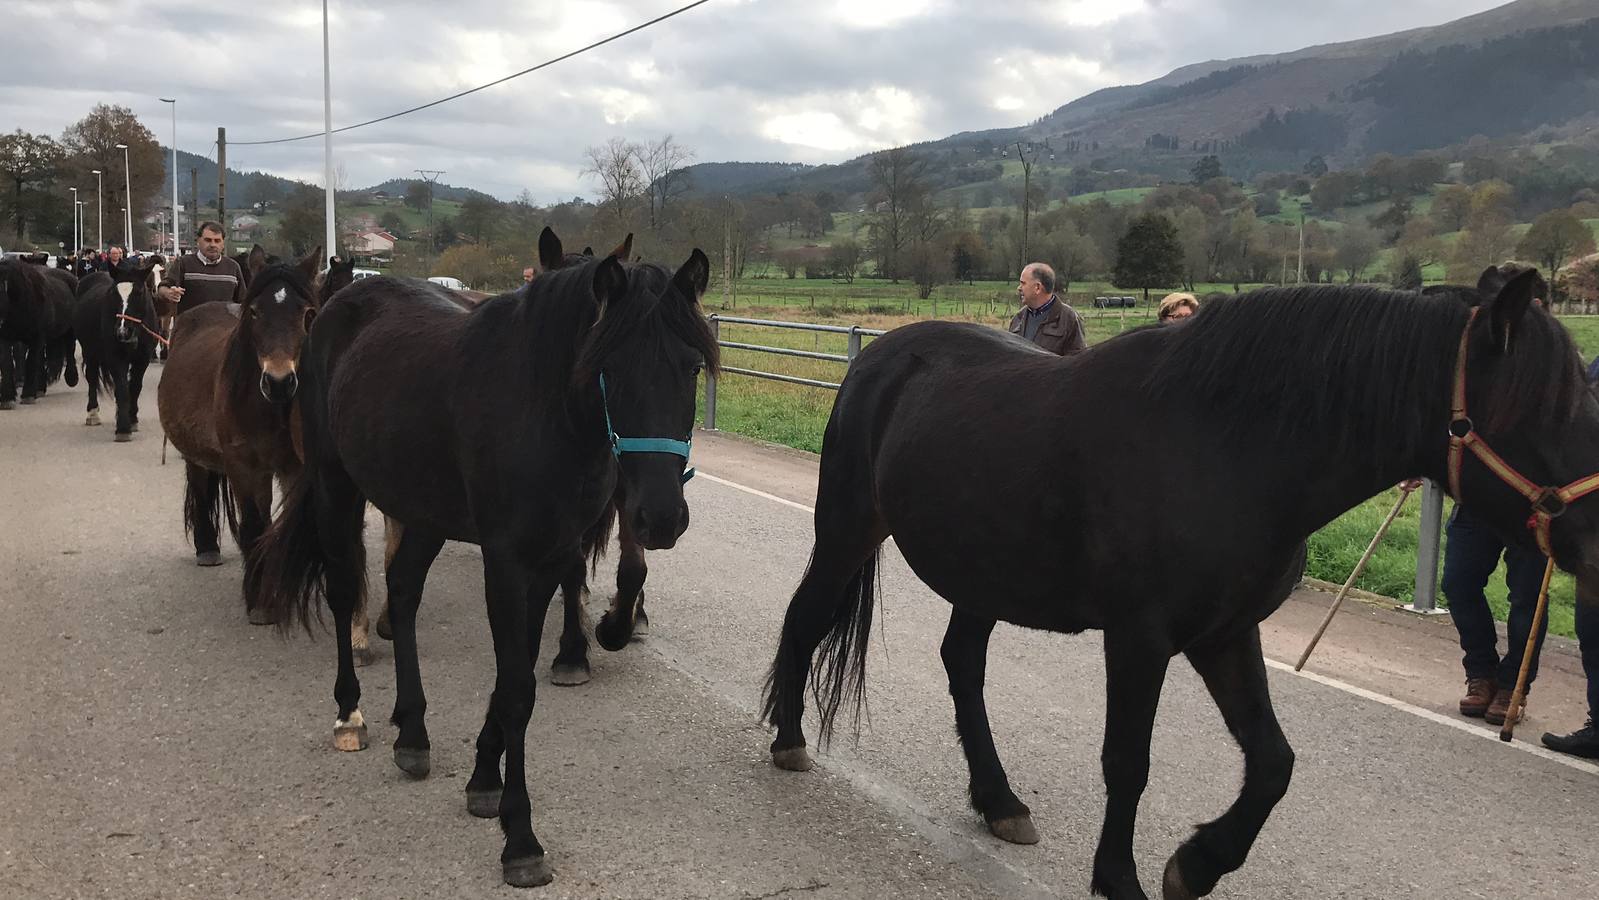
[427,276,467,291]
[352,268,382,280]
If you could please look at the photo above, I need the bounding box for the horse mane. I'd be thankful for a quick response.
[498,259,719,413]
[1144,284,1585,468]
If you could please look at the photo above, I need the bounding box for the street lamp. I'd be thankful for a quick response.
[115,143,131,249]
[76,201,85,255]
[69,187,79,254]
[160,98,178,255]
[91,170,103,252]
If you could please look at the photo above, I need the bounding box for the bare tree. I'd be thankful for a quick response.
[582,138,645,233]
[867,147,929,281]
[635,135,694,234]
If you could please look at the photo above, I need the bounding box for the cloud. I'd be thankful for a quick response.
[0,0,1506,200]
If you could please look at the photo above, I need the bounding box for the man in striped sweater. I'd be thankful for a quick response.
[157,221,245,314]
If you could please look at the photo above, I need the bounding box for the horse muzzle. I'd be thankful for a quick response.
[631,502,690,551]
[259,369,299,403]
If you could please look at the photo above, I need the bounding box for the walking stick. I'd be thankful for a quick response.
[1499,557,1555,743]
[1294,481,1419,672]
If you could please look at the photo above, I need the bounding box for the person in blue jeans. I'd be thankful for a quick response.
[1443,504,1548,725]
[1541,358,1599,757]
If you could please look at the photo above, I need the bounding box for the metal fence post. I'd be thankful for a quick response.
[704,315,720,431]
[846,325,862,368]
[1406,478,1448,615]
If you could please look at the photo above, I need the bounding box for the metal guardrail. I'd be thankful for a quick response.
[702,314,886,430]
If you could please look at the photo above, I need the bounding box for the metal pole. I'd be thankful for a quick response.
[92,170,102,252]
[216,128,226,225]
[1407,479,1447,614]
[116,144,131,248]
[161,98,178,256]
[322,0,336,263]
[69,187,78,253]
[846,325,862,365]
[703,315,719,430]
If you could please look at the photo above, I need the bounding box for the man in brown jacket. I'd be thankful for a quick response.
[1008,262,1086,355]
[158,221,246,315]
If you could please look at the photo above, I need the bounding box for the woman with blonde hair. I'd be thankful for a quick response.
[1157,291,1199,322]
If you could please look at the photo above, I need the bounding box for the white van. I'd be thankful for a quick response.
[427,276,467,291]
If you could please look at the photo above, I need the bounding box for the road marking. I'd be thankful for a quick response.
[698,469,1599,778]
[1266,659,1599,776]
[696,471,815,514]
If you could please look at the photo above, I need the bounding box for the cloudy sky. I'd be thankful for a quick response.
[2,0,1506,200]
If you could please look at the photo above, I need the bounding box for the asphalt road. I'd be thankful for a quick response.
[2,369,1597,899]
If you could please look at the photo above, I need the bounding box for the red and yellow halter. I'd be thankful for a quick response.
[1447,307,1599,557]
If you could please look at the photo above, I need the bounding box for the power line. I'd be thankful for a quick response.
[231,0,711,147]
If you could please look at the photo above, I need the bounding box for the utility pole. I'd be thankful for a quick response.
[216,127,227,226]
[1296,212,1306,284]
[321,0,336,263]
[1013,140,1040,265]
[190,168,199,242]
[722,197,731,309]
[415,169,445,258]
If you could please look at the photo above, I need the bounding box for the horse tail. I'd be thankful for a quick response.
[182,469,234,544]
[762,545,882,748]
[581,492,620,576]
[244,465,327,635]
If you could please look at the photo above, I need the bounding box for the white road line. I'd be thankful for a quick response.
[697,469,1599,778]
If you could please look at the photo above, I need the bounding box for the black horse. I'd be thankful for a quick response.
[246,246,718,887]
[763,266,1599,900]
[76,258,160,440]
[0,258,53,408]
[39,264,79,389]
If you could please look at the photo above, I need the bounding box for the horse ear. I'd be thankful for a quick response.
[582,246,594,258]
[608,233,633,261]
[1487,266,1545,352]
[299,246,324,282]
[592,254,629,316]
[672,248,710,303]
[537,226,564,271]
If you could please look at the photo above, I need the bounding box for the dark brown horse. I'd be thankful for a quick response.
[763,267,1599,900]
[158,250,354,621]
[246,240,717,887]
[0,257,52,408]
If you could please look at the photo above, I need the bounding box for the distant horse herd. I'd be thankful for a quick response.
[4,233,1599,898]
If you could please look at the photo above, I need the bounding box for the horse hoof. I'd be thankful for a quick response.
[19,396,35,405]
[375,612,393,641]
[1162,855,1199,900]
[84,411,99,425]
[114,432,132,443]
[393,746,431,779]
[631,609,650,642]
[466,788,502,819]
[772,747,814,772]
[333,721,368,753]
[989,814,1040,845]
[352,645,374,668]
[196,551,223,567]
[0,400,15,411]
[502,855,553,888]
[247,606,277,626]
[131,421,140,432]
[594,612,630,652]
[549,663,591,686]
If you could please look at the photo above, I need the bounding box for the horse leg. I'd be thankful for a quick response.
[550,560,593,686]
[20,333,44,402]
[1089,634,1171,900]
[1163,627,1295,900]
[764,484,888,773]
[184,462,224,566]
[62,336,78,387]
[477,548,558,887]
[942,608,1037,845]
[0,340,16,409]
[595,507,647,651]
[387,527,446,778]
[111,359,132,440]
[313,465,371,754]
[83,358,100,425]
[373,515,401,641]
[128,351,150,431]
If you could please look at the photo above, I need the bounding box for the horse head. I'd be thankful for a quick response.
[573,246,717,550]
[239,247,321,403]
[109,257,160,345]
